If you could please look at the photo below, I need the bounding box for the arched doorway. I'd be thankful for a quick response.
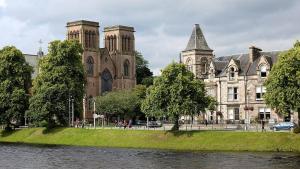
[101,69,113,93]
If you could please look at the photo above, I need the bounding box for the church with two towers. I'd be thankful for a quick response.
[66,20,136,120]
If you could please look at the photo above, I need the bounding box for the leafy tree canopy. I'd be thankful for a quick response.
[141,62,210,130]
[0,46,32,130]
[264,40,300,124]
[27,40,84,128]
[95,89,140,119]
[135,51,153,86]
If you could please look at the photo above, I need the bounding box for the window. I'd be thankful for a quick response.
[259,108,271,120]
[200,57,208,74]
[186,58,193,72]
[256,86,266,100]
[260,65,267,77]
[124,60,129,76]
[228,87,238,101]
[209,68,215,79]
[228,108,239,120]
[85,31,89,48]
[88,96,93,111]
[229,67,235,80]
[86,56,94,76]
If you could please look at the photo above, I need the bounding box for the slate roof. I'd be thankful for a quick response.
[184,24,212,51]
[213,51,282,77]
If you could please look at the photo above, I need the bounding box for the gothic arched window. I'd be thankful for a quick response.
[88,96,93,111]
[186,58,193,72]
[88,31,92,48]
[86,56,94,76]
[85,31,89,48]
[101,69,113,93]
[200,57,208,74]
[229,67,235,80]
[127,37,131,51]
[124,60,130,76]
[91,31,95,48]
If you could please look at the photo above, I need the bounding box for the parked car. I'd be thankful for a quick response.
[271,122,296,131]
[147,121,162,128]
[135,120,147,126]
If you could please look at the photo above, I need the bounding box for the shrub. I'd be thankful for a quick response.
[293,127,300,134]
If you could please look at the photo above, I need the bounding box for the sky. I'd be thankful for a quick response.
[0,0,299,75]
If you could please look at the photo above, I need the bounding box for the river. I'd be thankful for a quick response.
[0,143,299,169]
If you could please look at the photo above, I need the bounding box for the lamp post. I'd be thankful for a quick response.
[93,98,96,129]
[24,112,27,126]
[68,95,71,126]
[71,96,74,127]
[83,95,87,122]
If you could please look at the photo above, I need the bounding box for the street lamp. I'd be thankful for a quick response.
[83,95,87,123]
[68,95,71,126]
[71,96,74,127]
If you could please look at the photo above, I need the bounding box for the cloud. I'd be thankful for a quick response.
[0,0,299,75]
[0,0,6,8]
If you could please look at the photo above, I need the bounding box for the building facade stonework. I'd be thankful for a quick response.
[66,20,136,120]
[181,24,298,123]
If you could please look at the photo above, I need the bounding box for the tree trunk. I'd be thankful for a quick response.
[171,115,179,131]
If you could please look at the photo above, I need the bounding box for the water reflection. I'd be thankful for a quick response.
[0,143,299,169]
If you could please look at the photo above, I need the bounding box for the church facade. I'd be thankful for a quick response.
[181,24,298,124]
[66,20,136,120]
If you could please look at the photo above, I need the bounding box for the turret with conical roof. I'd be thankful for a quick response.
[181,24,213,79]
[184,24,212,51]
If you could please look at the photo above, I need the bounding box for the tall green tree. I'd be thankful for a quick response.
[0,46,32,130]
[27,40,84,128]
[141,62,210,130]
[264,41,300,125]
[135,51,153,86]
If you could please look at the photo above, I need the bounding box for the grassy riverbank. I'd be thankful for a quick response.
[1,128,300,152]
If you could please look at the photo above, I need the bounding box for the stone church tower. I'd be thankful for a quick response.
[66,20,136,120]
[181,24,213,79]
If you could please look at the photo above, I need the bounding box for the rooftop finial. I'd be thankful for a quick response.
[37,39,44,57]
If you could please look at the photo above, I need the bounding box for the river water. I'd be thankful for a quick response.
[0,143,299,169]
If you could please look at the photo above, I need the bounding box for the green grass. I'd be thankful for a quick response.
[1,128,300,152]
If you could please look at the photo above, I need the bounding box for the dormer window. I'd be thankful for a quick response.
[229,67,235,80]
[260,65,267,78]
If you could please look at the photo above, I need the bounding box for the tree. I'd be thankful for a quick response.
[95,90,140,121]
[141,62,210,130]
[264,40,300,125]
[135,51,153,86]
[27,40,84,128]
[0,46,33,130]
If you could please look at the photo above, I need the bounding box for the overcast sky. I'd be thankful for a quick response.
[0,0,299,75]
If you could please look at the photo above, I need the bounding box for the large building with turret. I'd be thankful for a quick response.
[181,24,298,124]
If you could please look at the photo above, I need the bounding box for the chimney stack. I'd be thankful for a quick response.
[249,46,262,62]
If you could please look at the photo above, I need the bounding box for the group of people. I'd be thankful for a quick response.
[115,120,132,129]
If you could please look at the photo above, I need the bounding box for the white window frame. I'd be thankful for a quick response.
[228,87,238,101]
[259,107,271,120]
[229,67,235,81]
[260,65,267,78]
[256,86,266,100]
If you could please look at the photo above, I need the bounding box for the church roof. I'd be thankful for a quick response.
[184,24,212,51]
